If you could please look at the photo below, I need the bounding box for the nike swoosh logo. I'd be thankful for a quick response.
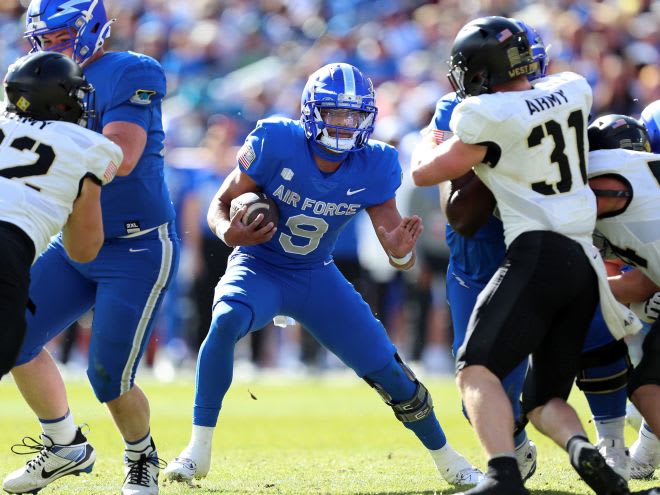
[129,248,149,253]
[346,187,366,196]
[42,461,75,479]
[41,446,92,479]
[323,259,334,266]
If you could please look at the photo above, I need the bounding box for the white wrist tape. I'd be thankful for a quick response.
[389,251,413,266]
[215,222,229,245]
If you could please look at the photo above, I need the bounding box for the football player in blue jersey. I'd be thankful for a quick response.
[2,1,179,494]
[163,62,483,489]
[411,17,635,484]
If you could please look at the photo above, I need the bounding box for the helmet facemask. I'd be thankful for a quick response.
[311,106,375,152]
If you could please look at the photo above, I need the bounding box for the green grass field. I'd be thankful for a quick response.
[0,373,657,494]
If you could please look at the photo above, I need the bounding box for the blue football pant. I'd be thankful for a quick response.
[16,223,179,402]
[194,253,450,444]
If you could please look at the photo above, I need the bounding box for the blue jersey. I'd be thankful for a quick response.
[84,51,175,238]
[237,117,401,267]
[432,93,505,282]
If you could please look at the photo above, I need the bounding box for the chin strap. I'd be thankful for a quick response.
[591,189,632,198]
[309,140,348,163]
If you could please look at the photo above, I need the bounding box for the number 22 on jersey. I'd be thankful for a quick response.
[0,128,56,191]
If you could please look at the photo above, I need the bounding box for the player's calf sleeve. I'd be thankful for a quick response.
[577,340,631,421]
[364,353,446,450]
[193,300,253,427]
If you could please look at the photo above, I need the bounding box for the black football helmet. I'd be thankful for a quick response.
[448,16,538,99]
[4,51,95,127]
[587,114,651,152]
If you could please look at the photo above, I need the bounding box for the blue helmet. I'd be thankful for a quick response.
[641,100,660,153]
[511,19,549,81]
[24,0,114,65]
[301,63,377,153]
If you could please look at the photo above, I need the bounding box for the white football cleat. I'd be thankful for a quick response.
[3,428,95,494]
[122,439,165,495]
[515,439,537,482]
[629,438,660,480]
[163,443,211,483]
[163,457,200,483]
[598,437,631,480]
[433,447,484,487]
[442,465,485,487]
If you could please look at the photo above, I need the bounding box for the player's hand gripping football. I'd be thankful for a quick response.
[376,215,423,259]
[222,205,277,247]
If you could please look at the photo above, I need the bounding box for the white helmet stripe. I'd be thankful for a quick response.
[341,64,356,96]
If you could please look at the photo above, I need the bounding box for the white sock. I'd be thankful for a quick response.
[636,422,660,460]
[429,443,470,469]
[183,425,215,459]
[595,416,625,443]
[125,431,153,453]
[40,410,76,445]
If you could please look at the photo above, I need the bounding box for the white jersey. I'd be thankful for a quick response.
[451,71,596,248]
[588,148,660,286]
[0,114,122,259]
[450,71,641,339]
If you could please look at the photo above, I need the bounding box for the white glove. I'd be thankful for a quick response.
[630,292,660,323]
[273,315,295,328]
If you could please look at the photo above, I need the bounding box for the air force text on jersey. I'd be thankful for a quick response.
[272,184,360,216]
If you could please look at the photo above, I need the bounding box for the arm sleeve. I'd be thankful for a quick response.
[102,60,166,130]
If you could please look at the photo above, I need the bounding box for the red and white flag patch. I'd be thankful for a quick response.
[496,29,513,42]
[432,129,453,145]
[238,142,256,170]
[103,160,119,184]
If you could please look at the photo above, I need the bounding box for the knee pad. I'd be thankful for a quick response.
[576,339,632,394]
[208,299,254,343]
[364,353,434,423]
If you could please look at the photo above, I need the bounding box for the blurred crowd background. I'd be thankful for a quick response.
[1,0,659,378]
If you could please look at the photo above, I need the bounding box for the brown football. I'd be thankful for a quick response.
[229,192,279,228]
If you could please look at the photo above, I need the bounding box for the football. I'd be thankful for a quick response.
[230,192,279,228]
